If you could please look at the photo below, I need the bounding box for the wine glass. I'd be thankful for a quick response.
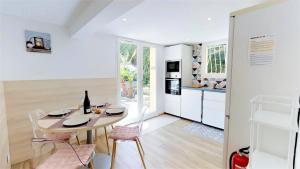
[78,96,84,110]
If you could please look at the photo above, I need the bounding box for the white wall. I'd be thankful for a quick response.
[227,1,300,168]
[0,14,165,114]
[155,45,165,114]
[0,15,118,81]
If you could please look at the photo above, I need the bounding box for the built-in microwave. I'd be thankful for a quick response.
[166,60,181,78]
[165,78,181,95]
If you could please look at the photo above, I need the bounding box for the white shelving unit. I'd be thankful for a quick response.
[249,95,299,169]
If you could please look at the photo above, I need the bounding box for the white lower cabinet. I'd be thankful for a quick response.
[166,89,225,129]
[181,89,202,122]
[164,94,181,116]
[202,91,226,129]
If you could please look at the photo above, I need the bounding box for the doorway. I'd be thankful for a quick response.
[118,40,157,124]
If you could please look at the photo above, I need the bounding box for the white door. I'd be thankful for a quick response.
[118,40,157,124]
[141,46,157,118]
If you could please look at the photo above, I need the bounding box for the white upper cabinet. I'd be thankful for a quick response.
[165,45,182,60]
[164,44,192,87]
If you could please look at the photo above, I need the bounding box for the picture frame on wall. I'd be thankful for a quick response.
[25,30,51,53]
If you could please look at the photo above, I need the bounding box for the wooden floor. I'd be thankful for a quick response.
[12,119,223,169]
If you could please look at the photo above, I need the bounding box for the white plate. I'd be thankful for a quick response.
[106,108,124,114]
[107,105,125,109]
[63,116,90,127]
[48,109,70,116]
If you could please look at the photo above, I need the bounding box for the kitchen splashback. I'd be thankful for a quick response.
[192,43,226,87]
[192,43,202,85]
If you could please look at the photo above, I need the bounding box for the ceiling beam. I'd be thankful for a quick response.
[68,0,144,38]
[66,0,113,37]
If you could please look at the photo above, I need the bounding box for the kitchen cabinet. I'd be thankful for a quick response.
[181,89,202,122]
[165,45,182,60]
[164,44,192,87]
[202,91,226,129]
[164,94,181,116]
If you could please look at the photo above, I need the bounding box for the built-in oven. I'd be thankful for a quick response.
[166,60,181,78]
[165,78,181,95]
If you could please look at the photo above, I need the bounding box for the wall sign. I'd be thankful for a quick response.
[25,30,51,53]
[248,35,275,65]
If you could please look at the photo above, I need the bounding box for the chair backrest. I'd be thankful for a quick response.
[137,106,149,135]
[28,109,46,138]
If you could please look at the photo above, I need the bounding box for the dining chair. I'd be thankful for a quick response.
[28,109,81,146]
[94,127,110,154]
[109,107,148,169]
[33,138,96,169]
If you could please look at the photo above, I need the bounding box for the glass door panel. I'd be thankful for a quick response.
[119,42,139,124]
[118,41,157,125]
[142,46,156,116]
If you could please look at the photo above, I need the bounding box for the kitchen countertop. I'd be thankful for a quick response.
[182,86,226,93]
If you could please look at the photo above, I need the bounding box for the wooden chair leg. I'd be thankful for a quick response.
[89,160,95,169]
[110,140,117,169]
[104,127,110,154]
[76,135,80,145]
[135,140,147,169]
[49,142,56,154]
[95,128,98,142]
[136,138,145,156]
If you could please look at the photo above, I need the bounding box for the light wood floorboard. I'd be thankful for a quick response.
[12,119,223,169]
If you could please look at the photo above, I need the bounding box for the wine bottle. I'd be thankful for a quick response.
[83,90,91,114]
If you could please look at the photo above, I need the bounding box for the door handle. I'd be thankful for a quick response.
[225,114,230,119]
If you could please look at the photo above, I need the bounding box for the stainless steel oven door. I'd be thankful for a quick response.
[165,78,181,95]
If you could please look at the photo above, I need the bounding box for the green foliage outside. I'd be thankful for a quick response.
[120,43,137,84]
[207,44,227,73]
[143,47,150,86]
[119,43,150,86]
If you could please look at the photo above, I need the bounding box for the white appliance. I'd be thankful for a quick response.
[225,1,300,169]
[165,78,181,95]
[166,60,181,78]
[202,91,226,129]
[181,89,202,122]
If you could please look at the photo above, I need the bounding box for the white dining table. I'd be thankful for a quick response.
[38,107,128,169]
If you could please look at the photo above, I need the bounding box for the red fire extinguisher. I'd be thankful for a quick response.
[229,146,250,169]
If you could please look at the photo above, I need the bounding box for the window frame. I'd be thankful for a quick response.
[202,40,228,78]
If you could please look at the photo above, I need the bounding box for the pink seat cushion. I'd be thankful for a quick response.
[109,126,140,141]
[45,132,72,141]
[37,144,95,169]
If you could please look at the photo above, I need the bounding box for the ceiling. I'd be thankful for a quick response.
[0,0,93,26]
[0,0,268,45]
[100,0,267,45]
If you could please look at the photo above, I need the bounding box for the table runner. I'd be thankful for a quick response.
[48,110,124,129]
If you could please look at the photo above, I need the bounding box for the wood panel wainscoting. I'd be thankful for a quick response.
[4,78,117,164]
[0,81,11,169]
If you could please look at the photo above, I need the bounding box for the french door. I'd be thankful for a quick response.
[118,40,156,124]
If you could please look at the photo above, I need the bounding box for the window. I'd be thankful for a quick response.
[206,44,227,74]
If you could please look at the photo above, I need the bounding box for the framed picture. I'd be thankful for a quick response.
[25,30,51,53]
